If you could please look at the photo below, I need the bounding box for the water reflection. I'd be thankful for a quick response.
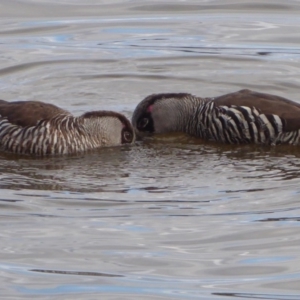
[1,138,300,200]
[1,1,300,299]
[31,269,123,277]
[213,292,300,300]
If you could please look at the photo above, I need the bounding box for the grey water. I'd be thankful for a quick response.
[1,1,300,299]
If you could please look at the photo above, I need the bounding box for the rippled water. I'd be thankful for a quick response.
[1,1,300,299]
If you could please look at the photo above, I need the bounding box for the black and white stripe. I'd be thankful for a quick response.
[190,101,300,145]
[0,115,102,155]
[132,90,300,146]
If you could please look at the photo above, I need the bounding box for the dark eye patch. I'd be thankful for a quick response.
[138,117,149,129]
[121,128,134,144]
[136,112,154,133]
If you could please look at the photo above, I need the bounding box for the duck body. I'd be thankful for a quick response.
[132,89,300,145]
[0,100,135,155]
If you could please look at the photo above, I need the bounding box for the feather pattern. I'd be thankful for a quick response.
[0,100,135,155]
[132,89,300,146]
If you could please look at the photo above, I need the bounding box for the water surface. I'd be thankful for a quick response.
[1,1,300,299]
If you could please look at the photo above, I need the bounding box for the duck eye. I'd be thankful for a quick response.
[123,130,133,142]
[138,117,149,129]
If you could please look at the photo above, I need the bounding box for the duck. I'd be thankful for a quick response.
[132,89,300,145]
[0,99,135,155]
